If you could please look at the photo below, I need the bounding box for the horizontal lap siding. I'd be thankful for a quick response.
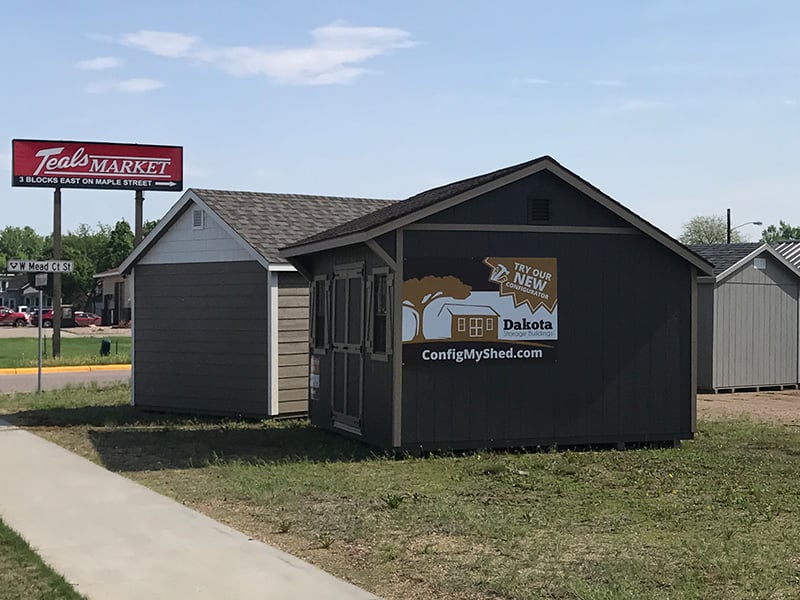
[133,262,269,417]
[278,272,310,413]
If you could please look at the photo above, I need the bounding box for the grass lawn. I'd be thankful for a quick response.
[0,337,130,369]
[2,385,800,600]
[0,517,85,600]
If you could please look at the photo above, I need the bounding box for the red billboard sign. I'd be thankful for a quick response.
[12,139,183,191]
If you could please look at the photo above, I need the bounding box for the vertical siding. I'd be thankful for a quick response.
[696,283,715,390]
[133,261,270,417]
[713,279,798,388]
[277,272,310,414]
[401,229,693,451]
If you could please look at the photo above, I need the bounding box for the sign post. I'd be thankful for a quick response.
[10,138,182,336]
[37,288,43,393]
[53,188,62,357]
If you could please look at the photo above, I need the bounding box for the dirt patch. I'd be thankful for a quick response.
[698,390,800,426]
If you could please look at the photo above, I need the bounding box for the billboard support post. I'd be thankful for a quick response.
[52,187,61,358]
[135,190,144,246]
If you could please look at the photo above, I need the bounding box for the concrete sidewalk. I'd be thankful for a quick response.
[0,418,379,600]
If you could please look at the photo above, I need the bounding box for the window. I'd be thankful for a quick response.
[458,317,466,332]
[311,278,328,352]
[486,318,493,331]
[469,317,483,338]
[372,274,388,353]
[368,269,393,358]
[192,208,205,230]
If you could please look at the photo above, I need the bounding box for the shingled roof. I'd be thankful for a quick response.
[280,156,714,275]
[688,243,762,275]
[193,190,395,262]
[284,156,551,249]
[119,189,395,273]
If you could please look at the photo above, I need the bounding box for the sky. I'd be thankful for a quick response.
[2,1,799,240]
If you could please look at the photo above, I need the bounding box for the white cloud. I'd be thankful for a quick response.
[85,78,164,94]
[75,56,122,70]
[118,22,417,85]
[590,79,624,87]
[121,30,200,57]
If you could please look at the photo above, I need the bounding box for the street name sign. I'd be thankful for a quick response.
[7,260,74,273]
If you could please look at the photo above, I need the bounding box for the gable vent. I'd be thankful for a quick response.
[192,208,205,229]
[527,198,550,223]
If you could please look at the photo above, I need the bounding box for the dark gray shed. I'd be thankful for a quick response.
[282,156,713,453]
[119,189,393,418]
[691,243,800,392]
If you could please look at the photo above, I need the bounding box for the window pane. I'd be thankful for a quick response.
[347,277,362,344]
[333,278,347,344]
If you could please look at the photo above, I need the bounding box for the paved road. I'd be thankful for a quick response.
[0,369,130,394]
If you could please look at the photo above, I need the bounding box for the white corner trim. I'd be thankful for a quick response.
[268,272,280,416]
[267,263,298,272]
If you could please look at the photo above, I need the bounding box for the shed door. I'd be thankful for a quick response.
[331,264,364,432]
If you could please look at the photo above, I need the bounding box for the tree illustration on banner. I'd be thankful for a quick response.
[403,276,472,342]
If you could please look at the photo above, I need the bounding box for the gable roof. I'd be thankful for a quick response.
[688,243,762,276]
[774,240,800,268]
[280,155,714,275]
[120,189,395,273]
[690,242,800,282]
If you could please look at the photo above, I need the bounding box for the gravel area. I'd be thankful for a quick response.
[0,325,131,338]
[698,390,800,426]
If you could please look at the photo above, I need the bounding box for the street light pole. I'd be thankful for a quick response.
[726,209,763,244]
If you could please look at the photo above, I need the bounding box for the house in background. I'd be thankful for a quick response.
[691,243,800,393]
[119,188,395,419]
[0,273,51,309]
[92,268,130,326]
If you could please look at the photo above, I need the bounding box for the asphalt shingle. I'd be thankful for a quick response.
[191,189,396,263]
[688,243,762,275]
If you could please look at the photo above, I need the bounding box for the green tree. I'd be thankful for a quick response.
[0,226,48,269]
[679,215,744,245]
[106,220,135,268]
[761,221,800,244]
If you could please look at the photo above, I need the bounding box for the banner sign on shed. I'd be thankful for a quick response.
[12,139,183,191]
[402,257,558,363]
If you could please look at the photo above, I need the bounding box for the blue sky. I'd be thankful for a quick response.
[2,1,798,240]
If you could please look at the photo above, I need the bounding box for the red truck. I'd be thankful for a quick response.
[0,306,29,327]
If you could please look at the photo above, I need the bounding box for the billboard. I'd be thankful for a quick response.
[402,257,558,364]
[11,139,183,191]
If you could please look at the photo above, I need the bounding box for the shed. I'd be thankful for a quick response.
[119,189,393,418]
[691,243,800,392]
[282,156,713,453]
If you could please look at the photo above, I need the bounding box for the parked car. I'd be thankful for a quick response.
[0,306,29,327]
[74,311,101,327]
[30,309,54,328]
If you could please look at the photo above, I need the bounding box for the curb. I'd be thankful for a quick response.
[0,364,131,375]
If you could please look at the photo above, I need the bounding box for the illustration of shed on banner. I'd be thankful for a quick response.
[402,257,558,363]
